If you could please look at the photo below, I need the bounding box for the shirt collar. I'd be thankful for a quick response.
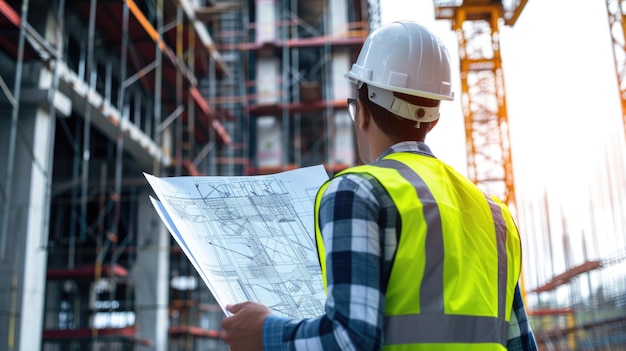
[375,141,435,161]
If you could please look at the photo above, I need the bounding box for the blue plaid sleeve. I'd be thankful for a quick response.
[263,173,389,350]
[506,284,539,350]
[263,169,537,351]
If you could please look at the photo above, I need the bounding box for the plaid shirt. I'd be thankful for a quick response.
[263,141,538,350]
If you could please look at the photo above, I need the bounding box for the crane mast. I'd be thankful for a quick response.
[606,0,626,139]
[433,0,526,212]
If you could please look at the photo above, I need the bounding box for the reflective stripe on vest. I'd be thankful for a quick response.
[377,158,509,346]
[314,152,521,349]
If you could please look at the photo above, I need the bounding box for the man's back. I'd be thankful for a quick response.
[323,143,522,349]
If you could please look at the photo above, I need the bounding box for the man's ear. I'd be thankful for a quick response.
[357,99,370,129]
[426,118,439,132]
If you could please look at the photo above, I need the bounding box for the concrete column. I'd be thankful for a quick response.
[331,50,352,100]
[331,45,355,166]
[0,102,55,351]
[329,0,348,37]
[256,116,282,167]
[256,0,277,44]
[133,192,170,351]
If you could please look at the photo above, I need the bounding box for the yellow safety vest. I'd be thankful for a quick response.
[315,152,522,350]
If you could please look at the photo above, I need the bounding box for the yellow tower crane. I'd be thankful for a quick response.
[433,0,527,214]
[433,0,529,306]
[606,0,626,138]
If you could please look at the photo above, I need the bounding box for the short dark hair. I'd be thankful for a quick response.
[358,84,438,140]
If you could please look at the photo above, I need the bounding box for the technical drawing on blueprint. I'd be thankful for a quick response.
[145,165,329,319]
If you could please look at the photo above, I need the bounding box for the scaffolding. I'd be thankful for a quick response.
[522,168,626,350]
[238,0,369,175]
[527,248,626,350]
[0,0,370,349]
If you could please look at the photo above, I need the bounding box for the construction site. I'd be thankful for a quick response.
[0,0,624,350]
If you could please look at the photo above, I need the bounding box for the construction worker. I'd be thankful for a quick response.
[221,20,538,350]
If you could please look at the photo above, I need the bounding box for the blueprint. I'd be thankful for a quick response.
[145,165,329,319]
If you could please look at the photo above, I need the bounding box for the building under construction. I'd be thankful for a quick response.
[0,0,625,350]
[0,0,373,349]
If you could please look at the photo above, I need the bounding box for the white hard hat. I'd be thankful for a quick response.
[345,21,454,124]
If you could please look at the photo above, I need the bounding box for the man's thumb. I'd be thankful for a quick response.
[226,302,246,314]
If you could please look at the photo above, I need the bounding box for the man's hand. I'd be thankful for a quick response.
[221,301,271,351]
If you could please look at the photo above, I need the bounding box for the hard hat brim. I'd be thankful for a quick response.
[344,71,454,102]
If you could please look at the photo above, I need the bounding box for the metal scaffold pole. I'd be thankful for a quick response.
[41,0,65,272]
[154,0,164,176]
[187,23,196,170]
[281,0,290,169]
[100,0,130,277]
[322,0,333,172]
[78,0,99,265]
[176,5,183,176]
[4,3,29,350]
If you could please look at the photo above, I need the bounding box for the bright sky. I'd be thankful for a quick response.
[380,1,626,299]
